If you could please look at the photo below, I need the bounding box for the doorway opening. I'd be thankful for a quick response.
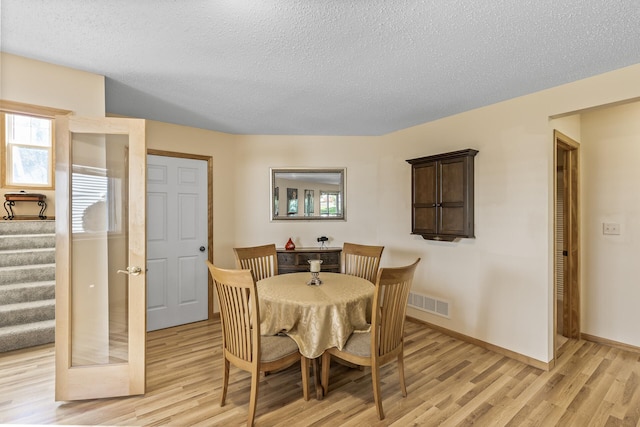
[554,130,581,358]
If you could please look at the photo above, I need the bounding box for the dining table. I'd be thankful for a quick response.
[257,271,374,399]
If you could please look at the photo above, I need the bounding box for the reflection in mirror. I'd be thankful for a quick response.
[271,168,346,221]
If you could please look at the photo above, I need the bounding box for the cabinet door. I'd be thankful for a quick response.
[439,156,471,236]
[412,161,438,235]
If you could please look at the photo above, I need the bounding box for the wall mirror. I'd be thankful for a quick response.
[270,168,346,221]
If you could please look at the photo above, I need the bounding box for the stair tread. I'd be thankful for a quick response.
[0,232,55,237]
[0,299,55,312]
[0,247,55,254]
[0,319,55,334]
[0,263,56,271]
[0,237,54,241]
[0,280,56,289]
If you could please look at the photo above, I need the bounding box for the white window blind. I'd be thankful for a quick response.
[71,166,119,234]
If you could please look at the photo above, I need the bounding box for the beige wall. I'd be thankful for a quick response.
[234,64,640,364]
[234,134,383,250]
[7,51,640,365]
[144,120,238,269]
[580,101,640,347]
[0,52,106,214]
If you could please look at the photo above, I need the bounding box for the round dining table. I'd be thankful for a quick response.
[257,271,374,399]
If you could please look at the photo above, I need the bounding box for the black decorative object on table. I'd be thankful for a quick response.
[317,236,328,249]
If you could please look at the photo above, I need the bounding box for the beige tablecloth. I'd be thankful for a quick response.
[257,272,374,358]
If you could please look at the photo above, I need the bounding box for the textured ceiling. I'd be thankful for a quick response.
[2,1,640,136]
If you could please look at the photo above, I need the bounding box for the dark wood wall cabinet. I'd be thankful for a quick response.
[406,149,478,241]
[276,247,342,274]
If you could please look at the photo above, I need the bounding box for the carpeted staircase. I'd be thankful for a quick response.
[0,220,55,353]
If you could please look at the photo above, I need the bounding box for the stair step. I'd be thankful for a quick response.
[0,247,56,267]
[0,233,55,251]
[0,299,55,327]
[0,220,57,353]
[0,281,55,304]
[0,319,55,353]
[0,263,56,286]
[0,220,55,235]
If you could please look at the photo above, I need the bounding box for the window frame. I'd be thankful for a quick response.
[0,100,72,190]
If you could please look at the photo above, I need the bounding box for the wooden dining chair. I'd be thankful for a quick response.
[206,261,309,427]
[321,258,421,420]
[233,243,279,282]
[341,242,385,283]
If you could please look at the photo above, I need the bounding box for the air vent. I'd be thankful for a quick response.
[408,291,450,318]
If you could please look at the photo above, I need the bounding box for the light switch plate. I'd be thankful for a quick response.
[603,223,620,235]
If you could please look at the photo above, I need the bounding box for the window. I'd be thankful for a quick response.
[3,113,53,188]
[0,100,71,190]
[319,191,342,216]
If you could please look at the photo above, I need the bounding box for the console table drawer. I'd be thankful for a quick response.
[277,247,341,274]
[278,252,296,266]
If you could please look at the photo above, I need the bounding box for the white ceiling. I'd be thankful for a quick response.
[2,1,640,136]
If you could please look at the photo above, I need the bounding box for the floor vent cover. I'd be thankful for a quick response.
[408,292,450,318]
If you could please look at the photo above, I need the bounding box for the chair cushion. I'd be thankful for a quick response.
[342,331,371,357]
[261,334,299,362]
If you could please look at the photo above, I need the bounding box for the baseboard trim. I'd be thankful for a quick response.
[581,333,640,353]
[407,316,551,371]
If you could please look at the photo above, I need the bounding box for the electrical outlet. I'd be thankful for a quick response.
[603,223,620,235]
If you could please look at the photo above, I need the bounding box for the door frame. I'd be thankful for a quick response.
[147,149,214,318]
[553,130,581,359]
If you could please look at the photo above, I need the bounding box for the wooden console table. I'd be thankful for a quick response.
[3,193,48,220]
[276,247,342,274]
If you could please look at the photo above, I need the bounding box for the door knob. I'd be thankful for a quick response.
[117,266,142,276]
[199,246,206,252]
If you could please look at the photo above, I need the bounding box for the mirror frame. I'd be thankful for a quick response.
[270,168,346,221]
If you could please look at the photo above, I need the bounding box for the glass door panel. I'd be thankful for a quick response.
[70,133,129,366]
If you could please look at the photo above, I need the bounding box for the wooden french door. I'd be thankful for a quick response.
[54,116,146,400]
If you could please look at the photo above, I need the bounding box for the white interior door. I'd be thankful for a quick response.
[55,116,146,400]
[146,154,208,331]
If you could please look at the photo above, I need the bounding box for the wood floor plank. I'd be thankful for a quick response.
[1,319,640,426]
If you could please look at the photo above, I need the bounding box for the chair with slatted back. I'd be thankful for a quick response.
[341,242,385,283]
[321,258,421,420]
[233,243,279,282]
[206,262,309,427]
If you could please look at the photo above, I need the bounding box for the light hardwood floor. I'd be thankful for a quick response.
[1,319,639,426]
